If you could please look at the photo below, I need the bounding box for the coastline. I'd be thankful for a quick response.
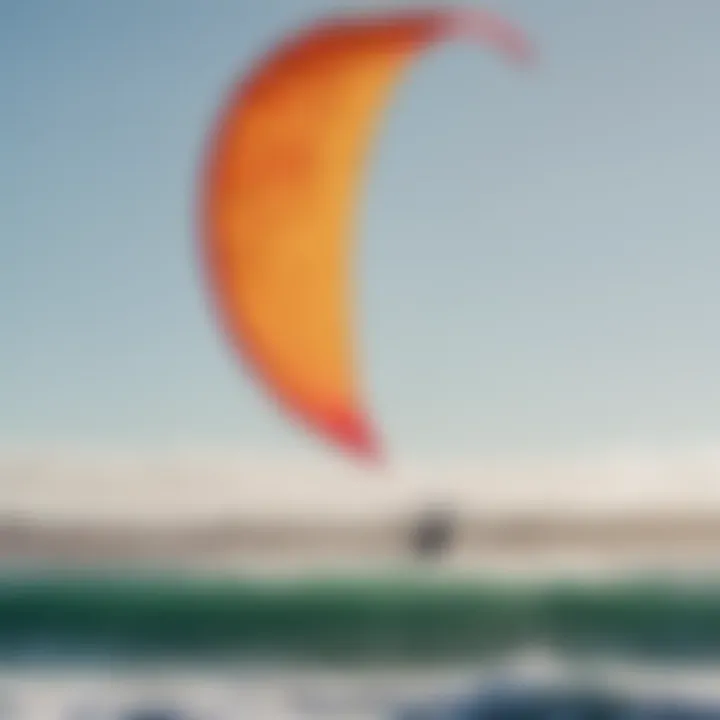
[2,447,720,572]
[0,511,718,575]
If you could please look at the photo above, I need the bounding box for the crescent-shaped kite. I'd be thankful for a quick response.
[199,7,533,463]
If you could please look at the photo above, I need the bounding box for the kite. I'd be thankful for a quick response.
[199,7,534,463]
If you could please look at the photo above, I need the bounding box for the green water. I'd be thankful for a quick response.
[0,572,718,664]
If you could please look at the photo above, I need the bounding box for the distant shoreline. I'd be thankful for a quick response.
[4,448,720,570]
[0,510,718,571]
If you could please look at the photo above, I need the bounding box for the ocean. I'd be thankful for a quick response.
[0,574,719,718]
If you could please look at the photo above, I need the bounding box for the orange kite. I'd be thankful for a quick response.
[199,7,533,463]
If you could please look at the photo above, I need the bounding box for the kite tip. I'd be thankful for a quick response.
[442,7,536,65]
[327,407,384,467]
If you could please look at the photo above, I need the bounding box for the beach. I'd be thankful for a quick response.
[1,447,720,576]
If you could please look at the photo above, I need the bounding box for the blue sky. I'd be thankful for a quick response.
[4,0,720,464]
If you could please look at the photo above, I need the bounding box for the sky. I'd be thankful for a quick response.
[4,0,720,468]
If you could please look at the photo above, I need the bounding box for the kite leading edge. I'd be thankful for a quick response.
[199,7,534,463]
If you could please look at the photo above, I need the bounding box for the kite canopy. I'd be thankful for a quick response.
[200,8,533,463]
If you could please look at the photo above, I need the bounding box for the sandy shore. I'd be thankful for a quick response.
[1,510,720,570]
[2,447,720,573]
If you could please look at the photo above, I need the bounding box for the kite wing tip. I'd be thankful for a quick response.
[442,7,535,64]
[327,407,384,466]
